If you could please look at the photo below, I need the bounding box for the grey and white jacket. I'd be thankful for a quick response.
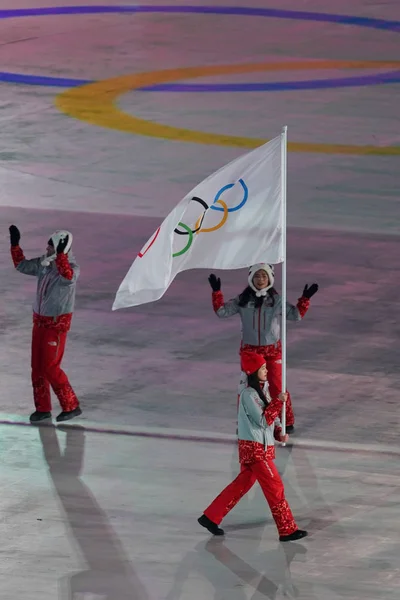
[11,246,79,318]
[212,290,310,346]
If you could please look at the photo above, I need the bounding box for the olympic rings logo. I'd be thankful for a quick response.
[138,179,248,258]
[173,178,248,257]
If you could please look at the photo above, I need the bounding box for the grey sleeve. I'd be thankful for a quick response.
[286,301,301,321]
[215,296,240,319]
[16,257,41,277]
[275,294,301,322]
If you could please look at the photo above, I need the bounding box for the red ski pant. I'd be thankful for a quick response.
[31,323,79,413]
[204,460,298,537]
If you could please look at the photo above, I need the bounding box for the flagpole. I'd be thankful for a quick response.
[280,125,288,445]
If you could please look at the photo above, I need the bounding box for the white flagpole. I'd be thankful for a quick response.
[280,125,288,445]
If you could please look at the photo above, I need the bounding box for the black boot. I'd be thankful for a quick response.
[30,411,52,423]
[198,514,224,536]
[279,529,308,542]
[56,407,82,422]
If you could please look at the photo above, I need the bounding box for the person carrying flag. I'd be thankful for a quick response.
[198,350,308,541]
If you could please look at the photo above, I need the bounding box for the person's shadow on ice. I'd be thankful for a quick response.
[37,424,149,600]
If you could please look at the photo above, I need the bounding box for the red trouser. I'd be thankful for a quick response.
[204,459,298,537]
[241,343,295,426]
[31,323,79,413]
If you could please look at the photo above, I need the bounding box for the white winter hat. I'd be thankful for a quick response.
[41,230,73,266]
[248,263,274,297]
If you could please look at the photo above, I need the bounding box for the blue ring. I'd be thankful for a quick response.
[211,179,248,213]
[0,6,399,31]
[1,6,399,92]
[1,70,400,92]
[145,71,400,92]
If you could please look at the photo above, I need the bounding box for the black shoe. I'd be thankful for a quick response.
[56,407,82,422]
[279,529,308,542]
[286,425,295,434]
[198,514,224,536]
[30,411,52,423]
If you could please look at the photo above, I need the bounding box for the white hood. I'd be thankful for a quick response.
[247,263,275,297]
[41,230,73,267]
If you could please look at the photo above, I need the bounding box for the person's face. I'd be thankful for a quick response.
[46,240,54,257]
[252,269,269,290]
[257,363,268,382]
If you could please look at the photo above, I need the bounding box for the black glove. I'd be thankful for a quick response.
[302,283,319,299]
[56,235,69,254]
[9,225,21,247]
[208,274,221,292]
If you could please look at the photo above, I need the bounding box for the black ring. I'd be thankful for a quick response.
[174,196,209,235]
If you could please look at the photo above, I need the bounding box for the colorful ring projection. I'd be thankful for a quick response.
[2,5,398,31]
[2,6,399,155]
[56,61,400,156]
[3,69,400,91]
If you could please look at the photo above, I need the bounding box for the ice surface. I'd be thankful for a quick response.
[1,0,400,597]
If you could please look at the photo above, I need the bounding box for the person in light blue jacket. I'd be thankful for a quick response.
[198,350,307,542]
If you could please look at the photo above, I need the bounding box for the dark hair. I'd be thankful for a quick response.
[238,286,277,309]
[247,372,268,405]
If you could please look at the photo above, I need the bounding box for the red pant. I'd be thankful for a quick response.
[241,344,295,426]
[31,323,79,413]
[204,460,298,536]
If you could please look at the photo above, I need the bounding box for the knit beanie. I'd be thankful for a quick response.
[241,351,266,375]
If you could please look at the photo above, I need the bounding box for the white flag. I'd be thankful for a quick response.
[113,134,284,310]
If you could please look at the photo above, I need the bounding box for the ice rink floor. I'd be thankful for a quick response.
[1,1,400,598]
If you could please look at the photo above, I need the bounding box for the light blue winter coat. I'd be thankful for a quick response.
[238,386,282,448]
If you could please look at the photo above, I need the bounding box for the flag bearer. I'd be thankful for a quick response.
[198,350,308,542]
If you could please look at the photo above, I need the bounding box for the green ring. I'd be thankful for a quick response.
[172,222,193,257]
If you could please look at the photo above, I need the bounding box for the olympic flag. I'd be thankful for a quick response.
[113,133,285,310]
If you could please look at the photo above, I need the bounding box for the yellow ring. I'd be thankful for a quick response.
[194,199,229,233]
[56,60,400,155]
